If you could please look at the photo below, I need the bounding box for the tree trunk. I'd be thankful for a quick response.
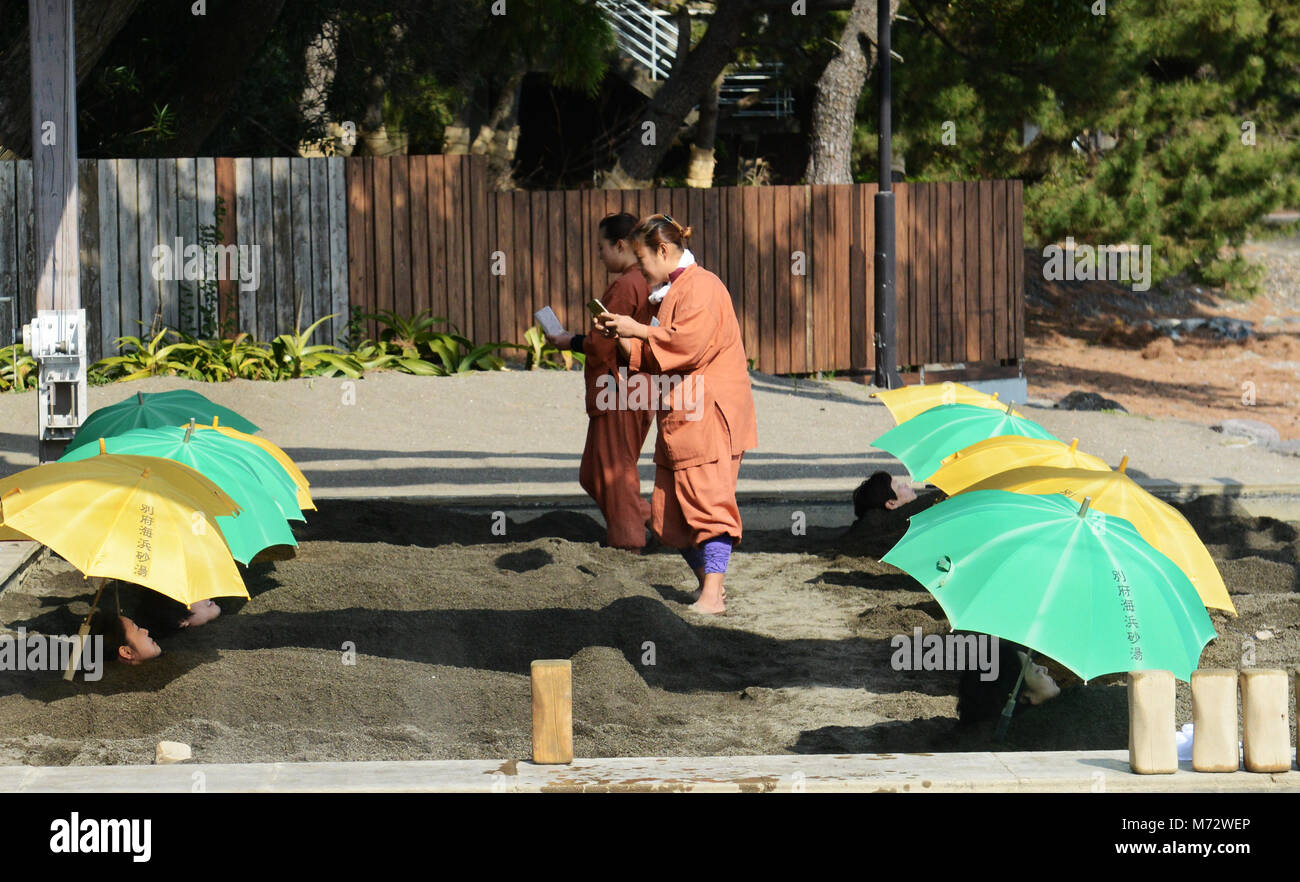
[602,0,758,189]
[481,68,526,190]
[686,74,723,188]
[0,0,144,158]
[804,0,899,185]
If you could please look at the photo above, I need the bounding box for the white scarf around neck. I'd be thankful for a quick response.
[648,249,695,304]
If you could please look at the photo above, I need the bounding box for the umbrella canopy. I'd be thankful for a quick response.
[871,382,1024,425]
[60,424,305,525]
[960,459,1234,615]
[187,416,314,511]
[0,451,247,605]
[929,436,1111,495]
[66,389,259,453]
[881,490,1216,681]
[871,403,1058,482]
[60,426,297,565]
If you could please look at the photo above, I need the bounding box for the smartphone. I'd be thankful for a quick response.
[586,298,608,318]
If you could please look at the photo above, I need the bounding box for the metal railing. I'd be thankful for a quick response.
[596,0,794,118]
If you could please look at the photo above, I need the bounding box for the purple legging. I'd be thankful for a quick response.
[681,536,734,575]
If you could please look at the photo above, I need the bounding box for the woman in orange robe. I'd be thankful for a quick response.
[547,213,654,549]
[596,214,757,614]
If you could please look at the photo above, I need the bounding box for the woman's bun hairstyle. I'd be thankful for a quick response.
[632,213,692,250]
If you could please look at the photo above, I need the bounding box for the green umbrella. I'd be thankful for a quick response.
[881,489,1215,683]
[66,390,259,452]
[59,426,300,564]
[871,402,1057,482]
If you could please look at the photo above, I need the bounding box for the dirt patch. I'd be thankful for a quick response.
[0,495,1296,764]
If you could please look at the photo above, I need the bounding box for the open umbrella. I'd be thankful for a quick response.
[871,382,1024,425]
[881,489,1215,682]
[959,458,1234,615]
[62,424,305,525]
[66,389,259,453]
[871,402,1058,482]
[60,425,297,565]
[187,416,315,511]
[929,436,1111,496]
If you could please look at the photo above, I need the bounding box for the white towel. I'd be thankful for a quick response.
[648,249,696,305]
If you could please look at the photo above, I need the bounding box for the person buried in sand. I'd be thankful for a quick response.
[545,212,654,550]
[853,470,917,516]
[595,213,757,615]
[89,608,162,665]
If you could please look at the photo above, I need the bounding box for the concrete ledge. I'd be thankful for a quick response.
[4,752,1300,793]
[0,540,45,595]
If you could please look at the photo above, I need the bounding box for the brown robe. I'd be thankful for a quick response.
[626,263,757,548]
[579,266,654,549]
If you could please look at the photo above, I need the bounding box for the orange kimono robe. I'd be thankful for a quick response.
[626,263,757,549]
[578,266,654,549]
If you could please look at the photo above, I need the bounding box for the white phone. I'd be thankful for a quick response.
[534,306,567,337]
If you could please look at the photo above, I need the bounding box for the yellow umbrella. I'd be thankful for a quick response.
[929,436,1111,495]
[0,447,247,607]
[960,459,1235,615]
[871,381,1024,425]
[186,416,315,511]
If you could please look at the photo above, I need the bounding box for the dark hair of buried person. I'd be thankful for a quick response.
[88,607,128,662]
[598,212,639,245]
[631,213,693,251]
[853,471,897,517]
[132,590,190,640]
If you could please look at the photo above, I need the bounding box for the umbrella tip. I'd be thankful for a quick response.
[98,438,106,454]
[1118,455,1129,473]
[1006,399,1014,413]
[213,416,220,427]
[137,391,143,405]
[1069,437,1079,451]
[1078,496,1092,518]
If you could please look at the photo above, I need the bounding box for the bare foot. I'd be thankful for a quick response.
[687,597,726,615]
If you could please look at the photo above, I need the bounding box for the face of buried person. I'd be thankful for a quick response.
[119,616,162,664]
[181,599,221,628]
[1018,652,1061,705]
[632,240,679,288]
[887,476,916,509]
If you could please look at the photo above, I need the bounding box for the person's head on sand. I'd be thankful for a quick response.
[89,608,162,665]
[956,639,1061,726]
[629,213,692,287]
[854,470,917,516]
[134,591,221,639]
[597,212,639,274]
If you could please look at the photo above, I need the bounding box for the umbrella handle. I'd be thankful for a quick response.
[63,577,107,682]
[993,649,1034,741]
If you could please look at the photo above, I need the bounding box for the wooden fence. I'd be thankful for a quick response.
[347,155,1023,373]
[0,153,1022,373]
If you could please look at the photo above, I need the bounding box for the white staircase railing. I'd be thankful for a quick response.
[596,0,793,119]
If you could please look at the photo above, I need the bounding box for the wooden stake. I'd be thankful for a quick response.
[1128,670,1177,774]
[63,576,106,681]
[1191,669,1239,772]
[1241,669,1290,772]
[531,659,573,764]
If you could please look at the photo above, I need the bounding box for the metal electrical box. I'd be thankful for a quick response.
[24,309,88,463]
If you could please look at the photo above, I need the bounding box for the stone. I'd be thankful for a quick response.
[155,741,192,765]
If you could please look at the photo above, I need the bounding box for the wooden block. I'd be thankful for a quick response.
[1191,669,1239,772]
[531,659,573,765]
[1241,669,1290,772]
[1128,670,1177,774]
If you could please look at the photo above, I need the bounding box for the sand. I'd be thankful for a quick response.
[0,494,1297,766]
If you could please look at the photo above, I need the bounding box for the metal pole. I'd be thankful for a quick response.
[872,3,902,389]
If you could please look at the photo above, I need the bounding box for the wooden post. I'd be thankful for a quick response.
[1191,669,1239,772]
[531,659,573,765]
[1128,670,1177,774]
[1240,669,1290,772]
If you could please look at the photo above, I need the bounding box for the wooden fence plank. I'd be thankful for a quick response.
[175,158,196,336]
[427,156,447,327]
[290,157,314,335]
[774,185,791,375]
[327,156,348,345]
[408,155,428,318]
[833,185,851,370]
[231,158,254,338]
[15,162,35,337]
[115,159,140,342]
[914,183,931,366]
[565,189,582,347]
[548,191,567,333]
[157,157,178,335]
[963,180,979,362]
[309,156,332,335]
[789,185,808,373]
[862,182,876,371]
[893,182,909,366]
[95,160,119,355]
[849,184,865,371]
[496,193,514,346]
[758,185,774,372]
[978,178,994,363]
[443,156,463,334]
[810,184,829,371]
[270,157,292,336]
[390,156,412,323]
[512,190,530,345]
[471,156,491,345]
[345,157,369,341]
[371,157,394,332]
[994,179,1008,361]
[935,183,951,363]
[252,158,274,341]
[1013,181,1024,360]
[137,159,159,337]
[77,159,101,362]
[742,186,760,368]
[0,163,17,349]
